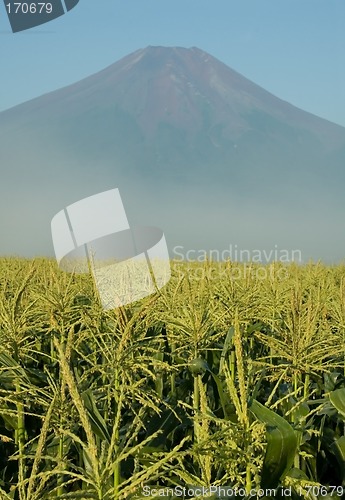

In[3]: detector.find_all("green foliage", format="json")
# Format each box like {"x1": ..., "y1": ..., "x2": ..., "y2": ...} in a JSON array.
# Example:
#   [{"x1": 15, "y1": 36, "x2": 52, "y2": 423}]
[
  {"x1": 0, "y1": 257, "x2": 344, "y2": 498},
  {"x1": 249, "y1": 399, "x2": 297, "y2": 488}
]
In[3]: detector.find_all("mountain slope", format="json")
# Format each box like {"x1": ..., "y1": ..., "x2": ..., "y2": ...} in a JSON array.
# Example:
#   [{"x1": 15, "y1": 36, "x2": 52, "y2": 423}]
[{"x1": 1, "y1": 46, "x2": 345, "y2": 259}]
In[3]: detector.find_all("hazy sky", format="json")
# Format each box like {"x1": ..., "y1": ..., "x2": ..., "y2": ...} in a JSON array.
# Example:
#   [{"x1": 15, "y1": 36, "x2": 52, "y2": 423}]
[
  {"x1": 1, "y1": 0, "x2": 345, "y2": 262},
  {"x1": 0, "y1": 0, "x2": 344, "y2": 126}
]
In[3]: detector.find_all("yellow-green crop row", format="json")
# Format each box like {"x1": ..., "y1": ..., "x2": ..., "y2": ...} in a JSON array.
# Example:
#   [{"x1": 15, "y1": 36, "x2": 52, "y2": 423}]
[{"x1": 0, "y1": 257, "x2": 345, "y2": 499}]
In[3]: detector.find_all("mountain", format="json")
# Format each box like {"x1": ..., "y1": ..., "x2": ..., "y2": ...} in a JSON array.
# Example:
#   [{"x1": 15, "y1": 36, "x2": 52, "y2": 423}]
[{"x1": 1, "y1": 46, "x2": 345, "y2": 260}]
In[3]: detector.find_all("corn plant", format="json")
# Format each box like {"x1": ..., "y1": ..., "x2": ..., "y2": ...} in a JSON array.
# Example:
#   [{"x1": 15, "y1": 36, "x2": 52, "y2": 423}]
[{"x1": 0, "y1": 257, "x2": 345, "y2": 498}]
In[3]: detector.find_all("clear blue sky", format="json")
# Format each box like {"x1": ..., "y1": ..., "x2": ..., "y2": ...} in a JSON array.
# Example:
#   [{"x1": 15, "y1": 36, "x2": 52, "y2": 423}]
[{"x1": 0, "y1": 0, "x2": 344, "y2": 126}]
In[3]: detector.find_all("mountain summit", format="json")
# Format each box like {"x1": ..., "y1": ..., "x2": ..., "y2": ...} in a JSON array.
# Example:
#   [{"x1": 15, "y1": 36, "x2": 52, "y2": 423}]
[
  {"x1": 1, "y1": 46, "x2": 345, "y2": 258},
  {"x1": 2, "y1": 45, "x2": 345, "y2": 178}
]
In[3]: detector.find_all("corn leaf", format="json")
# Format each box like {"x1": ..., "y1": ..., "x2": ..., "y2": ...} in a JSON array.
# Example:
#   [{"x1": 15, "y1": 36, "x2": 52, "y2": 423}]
[
  {"x1": 329, "y1": 388, "x2": 345, "y2": 419},
  {"x1": 249, "y1": 399, "x2": 298, "y2": 488}
]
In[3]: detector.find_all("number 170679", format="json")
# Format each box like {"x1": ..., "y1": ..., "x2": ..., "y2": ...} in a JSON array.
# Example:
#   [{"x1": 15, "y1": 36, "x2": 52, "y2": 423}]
[
  {"x1": 6, "y1": 3, "x2": 53, "y2": 14},
  {"x1": 298, "y1": 486, "x2": 344, "y2": 497}
]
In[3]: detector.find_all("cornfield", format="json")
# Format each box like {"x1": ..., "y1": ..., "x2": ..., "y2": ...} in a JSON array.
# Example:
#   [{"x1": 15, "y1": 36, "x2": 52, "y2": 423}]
[{"x1": 0, "y1": 257, "x2": 345, "y2": 499}]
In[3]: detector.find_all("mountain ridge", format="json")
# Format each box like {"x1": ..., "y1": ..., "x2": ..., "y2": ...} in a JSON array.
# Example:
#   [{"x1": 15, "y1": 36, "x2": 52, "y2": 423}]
[
  {"x1": 2, "y1": 46, "x2": 345, "y2": 146},
  {"x1": 1, "y1": 46, "x2": 345, "y2": 259}
]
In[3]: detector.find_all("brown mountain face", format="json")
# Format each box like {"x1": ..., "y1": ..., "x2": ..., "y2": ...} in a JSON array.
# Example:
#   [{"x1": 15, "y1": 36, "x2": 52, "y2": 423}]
[
  {"x1": 1, "y1": 46, "x2": 345, "y2": 257},
  {"x1": 1, "y1": 46, "x2": 345, "y2": 180},
  {"x1": 87, "y1": 45, "x2": 344, "y2": 146}
]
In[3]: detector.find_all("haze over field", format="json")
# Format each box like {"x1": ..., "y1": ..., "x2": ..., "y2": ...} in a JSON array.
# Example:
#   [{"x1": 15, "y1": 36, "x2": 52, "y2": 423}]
[{"x1": 1, "y1": 46, "x2": 345, "y2": 262}]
